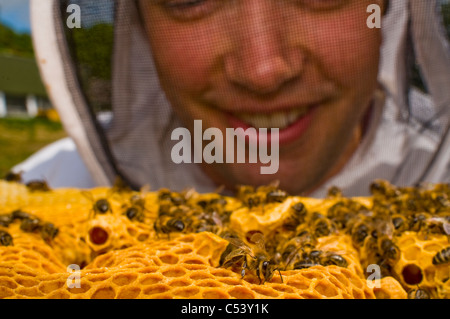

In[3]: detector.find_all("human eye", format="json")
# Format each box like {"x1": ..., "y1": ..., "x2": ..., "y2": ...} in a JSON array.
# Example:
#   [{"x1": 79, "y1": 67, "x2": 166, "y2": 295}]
[
  {"x1": 293, "y1": 0, "x2": 349, "y2": 11},
  {"x1": 158, "y1": 0, "x2": 219, "y2": 21}
]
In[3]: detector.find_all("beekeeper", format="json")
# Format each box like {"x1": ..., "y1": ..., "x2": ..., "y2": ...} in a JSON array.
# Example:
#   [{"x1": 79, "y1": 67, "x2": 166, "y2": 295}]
[{"x1": 12, "y1": 0, "x2": 450, "y2": 197}]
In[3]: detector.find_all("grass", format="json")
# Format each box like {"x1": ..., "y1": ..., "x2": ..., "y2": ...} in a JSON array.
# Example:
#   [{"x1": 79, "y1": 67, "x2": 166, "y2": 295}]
[{"x1": 0, "y1": 117, "x2": 67, "y2": 178}]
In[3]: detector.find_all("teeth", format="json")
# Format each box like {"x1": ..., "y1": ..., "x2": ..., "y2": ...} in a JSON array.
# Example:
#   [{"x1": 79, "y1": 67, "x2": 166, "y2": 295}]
[{"x1": 237, "y1": 108, "x2": 309, "y2": 129}]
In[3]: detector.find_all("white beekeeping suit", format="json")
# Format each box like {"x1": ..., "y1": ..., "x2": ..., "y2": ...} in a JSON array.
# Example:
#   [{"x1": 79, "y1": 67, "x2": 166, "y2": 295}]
[{"x1": 13, "y1": 0, "x2": 450, "y2": 197}]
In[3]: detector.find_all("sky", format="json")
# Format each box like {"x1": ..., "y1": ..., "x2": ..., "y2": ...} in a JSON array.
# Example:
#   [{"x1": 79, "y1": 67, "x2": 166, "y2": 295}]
[
  {"x1": 0, "y1": 0, "x2": 115, "y2": 33},
  {"x1": 0, "y1": 0, "x2": 31, "y2": 34}
]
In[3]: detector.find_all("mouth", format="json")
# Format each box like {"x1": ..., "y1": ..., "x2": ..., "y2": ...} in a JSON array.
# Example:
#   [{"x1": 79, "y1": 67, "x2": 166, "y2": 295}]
[
  {"x1": 234, "y1": 107, "x2": 311, "y2": 130},
  {"x1": 227, "y1": 104, "x2": 318, "y2": 145}
]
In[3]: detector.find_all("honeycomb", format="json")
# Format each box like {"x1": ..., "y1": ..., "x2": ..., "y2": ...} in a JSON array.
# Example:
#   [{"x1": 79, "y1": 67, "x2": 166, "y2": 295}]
[
  {"x1": 0, "y1": 232, "x2": 374, "y2": 299},
  {"x1": 372, "y1": 277, "x2": 408, "y2": 299},
  {"x1": 0, "y1": 180, "x2": 449, "y2": 299},
  {"x1": 393, "y1": 231, "x2": 449, "y2": 299}
]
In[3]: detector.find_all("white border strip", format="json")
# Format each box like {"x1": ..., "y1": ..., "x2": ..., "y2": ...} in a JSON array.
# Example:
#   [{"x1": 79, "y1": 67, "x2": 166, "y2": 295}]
[{"x1": 30, "y1": 0, "x2": 110, "y2": 186}]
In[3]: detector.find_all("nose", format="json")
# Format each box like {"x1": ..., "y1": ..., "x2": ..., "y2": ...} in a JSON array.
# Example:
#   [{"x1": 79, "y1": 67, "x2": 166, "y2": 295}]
[{"x1": 224, "y1": 4, "x2": 305, "y2": 95}]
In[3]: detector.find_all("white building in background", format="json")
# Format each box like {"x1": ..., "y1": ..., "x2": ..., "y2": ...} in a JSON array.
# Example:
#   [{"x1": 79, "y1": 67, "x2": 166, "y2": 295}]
[
  {"x1": 0, "y1": 91, "x2": 6, "y2": 117},
  {"x1": 0, "y1": 54, "x2": 52, "y2": 118}
]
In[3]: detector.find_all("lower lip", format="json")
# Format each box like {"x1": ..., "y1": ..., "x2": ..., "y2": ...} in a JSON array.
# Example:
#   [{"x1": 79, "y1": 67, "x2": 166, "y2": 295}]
[{"x1": 227, "y1": 105, "x2": 317, "y2": 146}]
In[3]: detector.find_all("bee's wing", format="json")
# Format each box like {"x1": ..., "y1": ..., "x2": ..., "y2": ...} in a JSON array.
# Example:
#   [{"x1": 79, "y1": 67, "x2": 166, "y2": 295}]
[
  {"x1": 221, "y1": 249, "x2": 247, "y2": 267},
  {"x1": 266, "y1": 180, "x2": 280, "y2": 188},
  {"x1": 224, "y1": 235, "x2": 254, "y2": 256},
  {"x1": 214, "y1": 185, "x2": 225, "y2": 194},
  {"x1": 250, "y1": 232, "x2": 266, "y2": 251},
  {"x1": 283, "y1": 245, "x2": 303, "y2": 267},
  {"x1": 374, "y1": 218, "x2": 394, "y2": 239},
  {"x1": 140, "y1": 184, "x2": 151, "y2": 195},
  {"x1": 210, "y1": 211, "x2": 223, "y2": 227},
  {"x1": 181, "y1": 187, "x2": 196, "y2": 201},
  {"x1": 321, "y1": 249, "x2": 349, "y2": 257},
  {"x1": 80, "y1": 191, "x2": 94, "y2": 203},
  {"x1": 443, "y1": 221, "x2": 450, "y2": 235}
]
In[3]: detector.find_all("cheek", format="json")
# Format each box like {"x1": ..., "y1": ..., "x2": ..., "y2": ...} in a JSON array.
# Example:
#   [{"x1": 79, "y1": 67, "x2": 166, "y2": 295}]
[
  {"x1": 300, "y1": 10, "x2": 381, "y2": 89},
  {"x1": 147, "y1": 24, "x2": 222, "y2": 94}
]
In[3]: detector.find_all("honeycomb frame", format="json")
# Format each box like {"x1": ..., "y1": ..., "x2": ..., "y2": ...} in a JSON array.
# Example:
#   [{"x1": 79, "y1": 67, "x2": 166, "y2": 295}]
[{"x1": 0, "y1": 180, "x2": 448, "y2": 299}]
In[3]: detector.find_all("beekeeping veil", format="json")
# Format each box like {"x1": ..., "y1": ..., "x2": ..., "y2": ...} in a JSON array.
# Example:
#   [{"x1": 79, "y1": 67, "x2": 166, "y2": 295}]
[{"x1": 29, "y1": 0, "x2": 450, "y2": 196}]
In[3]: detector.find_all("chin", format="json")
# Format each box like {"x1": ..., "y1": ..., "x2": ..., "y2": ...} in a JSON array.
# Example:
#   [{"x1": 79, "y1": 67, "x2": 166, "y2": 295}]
[{"x1": 221, "y1": 162, "x2": 309, "y2": 195}]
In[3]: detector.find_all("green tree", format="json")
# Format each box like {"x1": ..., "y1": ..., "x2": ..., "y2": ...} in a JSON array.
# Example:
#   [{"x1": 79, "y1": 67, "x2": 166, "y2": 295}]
[
  {"x1": 442, "y1": 2, "x2": 450, "y2": 37},
  {"x1": 0, "y1": 22, "x2": 33, "y2": 58},
  {"x1": 71, "y1": 23, "x2": 114, "y2": 80}
]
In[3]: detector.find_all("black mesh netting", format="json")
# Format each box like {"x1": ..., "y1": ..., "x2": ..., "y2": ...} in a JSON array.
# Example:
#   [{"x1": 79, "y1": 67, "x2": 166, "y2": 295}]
[{"x1": 50, "y1": 0, "x2": 450, "y2": 195}]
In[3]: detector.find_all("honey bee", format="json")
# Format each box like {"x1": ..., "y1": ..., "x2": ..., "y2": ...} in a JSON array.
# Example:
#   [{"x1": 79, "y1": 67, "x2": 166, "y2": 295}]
[
  {"x1": 390, "y1": 214, "x2": 409, "y2": 235},
  {"x1": 350, "y1": 221, "x2": 370, "y2": 247},
  {"x1": 39, "y1": 222, "x2": 59, "y2": 242},
  {"x1": 92, "y1": 198, "x2": 112, "y2": 217},
  {"x1": 236, "y1": 185, "x2": 262, "y2": 209},
  {"x1": 420, "y1": 190, "x2": 450, "y2": 213},
  {"x1": 309, "y1": 249, "x2": 348, "y2": 268},
  {"x1": 371, "y1": 198, "x2": 397, "y2": 217},
  {"x1": 265, "y1": 189, "x2": 288, "y2": 204},
  {"x1": 182, "y1": 206, "x2": 216, "y2": 234},
  {"x1": 3, "y1": 170, "x2": 23, "y2": 182},
  {"x1": 277, "y1": 239, "x2": 301, "y2": 267},
  {"x1": 10, "y1": 210, "x2": 43, "y2": 233},
  {"x1": 309, "y1": 212, "x2": 337, "y2": 238},
  {"x1": 295, "y1": 229, "x2": 317, "y2": 248},
  {"x1": 191, "y1": 208, "x2": 225, "y2": 234},
  {"x1": 418, "y1": 215, "x2": 450, "y2": 238},
  {"x1": 203, "y1": 196, "x2": 228, "y2": 213},
  {"x1": 260, "y1": 181, "x2": 288, "y2": 204},
  {"x1": 221, "y1": 233, "x2": 282, "y2": 284},
  {"x1": 11, "y1": 209, "x2": 32, "y2": 221},
  {"x1": 432, "y1": 247, "x2": 450, "y2": 265},
  {"x1": 81, "y1": 191, "x2": 112, "y2": 219},
  {"x1": 0, "y1": 214, "x2": 13, "y2": 227},
  {"x1": 408, "y1": 213, "x2": 432, "y2": 232},
  {"x1": 402, "y1": 197, "x2": 421, "y2": 213},
  {"x1": 189, "y1": 218, "x2": 218, "y2": 234},
  {"x1": 158, "y1": 188, "x2": 173, "y2": 201},
  {"x1": 372, "y1": 217, "x2": 399, "y2": 261},
  {"x1": 7, "y1": 208, "x2": 59, "y2": 242},
  {"x1": 292, "y1": 250, "x2": 319, "y2": 269},
  {"x1": 282, "y1": 202, "x2": 308, "y2": 232},
  {"x1": 153, "y1": 214, "x2": 186, "y2": 238},
  {"x1": 431, "y1": 183, "x2": 450, "y2": 194},
  {"x1": 408, "y1": 287, "x2": 431, "y2": 299},
  {"x1": 26, "y1": 180, "x2": 51, "y2": 192},
  {"x1": 123, "y1": 188, "x2": 149, "y2": 222},
  {"x1": 124, "y1": 206, "x2": 145, "y2": 222},
  {"x1": 111, "y1": 176, "x2": 134, "y2": 194},
  {"x1": 154, "y1": 197, "x2": 193, "y2": 238},
  {"x1": 436, "y1": 194, "x2": 450, "y2": 209},
  {"x1": 247, "y1": 196, "x2": 262, "y2": 209},
  {"x1": 293, "y1": 249, "x2": 348, "y2": 269},
  {"x1": 20, "y1": 215, "x2": 42, "y2": 233},
  {"x1": 327, "y1": 199, "x2": 364, "y2": 230},
  {"x1": 158, "y1": 188, "x2": 188, "y2": 207},
  {"x1": 360, "y1": 219, "x2": 399, "y2": 277},
  {"x1": 319, "y1": 251, "x2": 348, "y2": 267},
  {"x1": 378, "y1": 236, "x2": 400, "y2": 263},
  {"x1": 278, "y1": 230, "x2": 317, "y2": 269},
  {"x1": 130, "y1": 194, "x2": 145, "y2": 209},
  {"x1": 327, "y1": 186, "x2": 343, "y2": 198},
  {"x1": 370, "y1": 179, "x2": 400, "y2": 198},
  {"x1": 0, "y1": 230, "x2": 13, "y2": 246}
]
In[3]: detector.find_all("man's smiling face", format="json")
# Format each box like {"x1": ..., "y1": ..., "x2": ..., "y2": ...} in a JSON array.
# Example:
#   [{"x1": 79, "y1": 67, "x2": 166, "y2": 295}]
[{"x1": 139, "y1": 0, "x2": 383, "y2": 195}]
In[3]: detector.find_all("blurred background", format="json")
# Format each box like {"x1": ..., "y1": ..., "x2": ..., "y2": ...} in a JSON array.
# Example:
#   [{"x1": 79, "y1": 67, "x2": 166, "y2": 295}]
[
  {"x1": 0, "y1": 0, "x2": 66, "y2": 178},
  {"x1": 0, "y1": 0, "x2": 449, "y2": 179}
]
